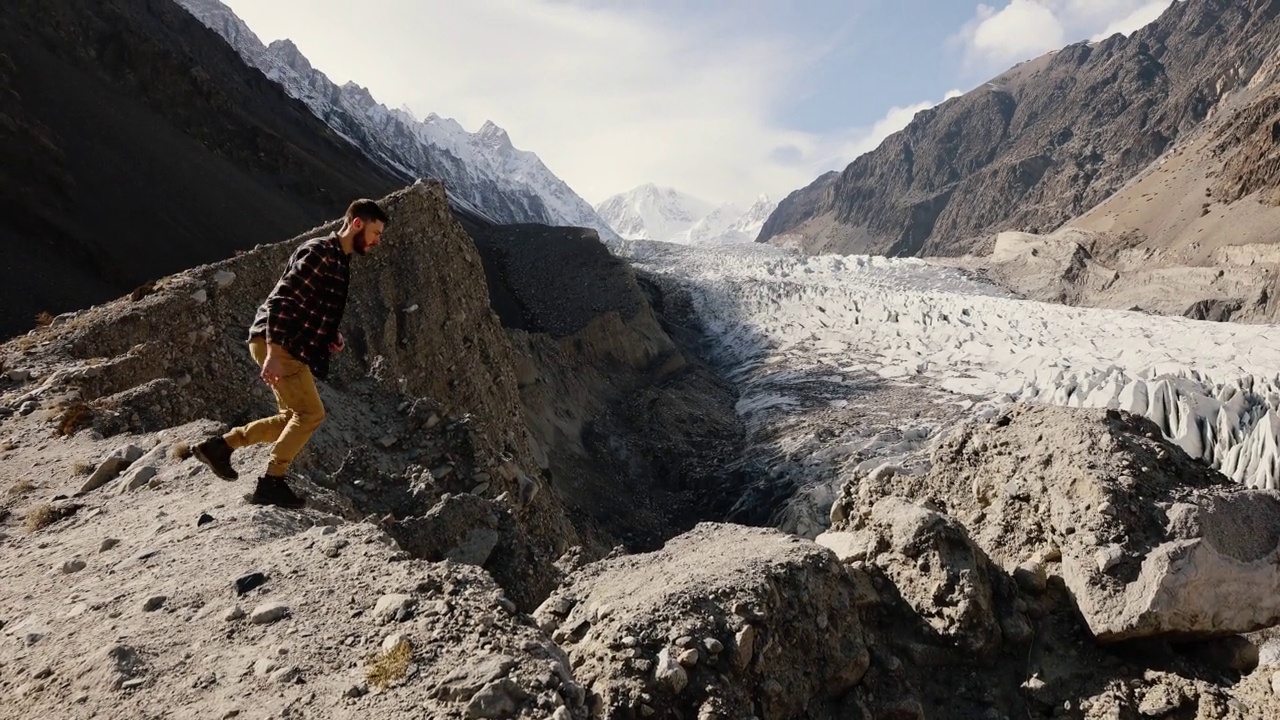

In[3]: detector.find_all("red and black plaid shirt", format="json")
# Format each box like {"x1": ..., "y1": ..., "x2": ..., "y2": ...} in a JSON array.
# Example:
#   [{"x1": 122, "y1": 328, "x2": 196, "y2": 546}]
[{"x1": 249, "y1": 233, "x2": 350, "y2": 379}]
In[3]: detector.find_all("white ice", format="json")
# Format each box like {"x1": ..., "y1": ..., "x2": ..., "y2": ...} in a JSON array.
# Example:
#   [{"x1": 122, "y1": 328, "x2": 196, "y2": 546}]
[{"x1": 616, "y1": 239, "x2": 1280, "y2": 493}]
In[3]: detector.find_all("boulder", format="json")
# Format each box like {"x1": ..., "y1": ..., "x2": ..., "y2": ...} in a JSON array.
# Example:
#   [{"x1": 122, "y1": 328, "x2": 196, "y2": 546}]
[{"x1": 534, "y1": 522, "x2": 868, "y2": 720}]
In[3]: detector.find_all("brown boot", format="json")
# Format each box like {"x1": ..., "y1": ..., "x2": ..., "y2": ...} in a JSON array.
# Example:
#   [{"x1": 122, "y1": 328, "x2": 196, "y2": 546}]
[{"x1": 193, "y1": 435, "x2": 238, "y2": 481}]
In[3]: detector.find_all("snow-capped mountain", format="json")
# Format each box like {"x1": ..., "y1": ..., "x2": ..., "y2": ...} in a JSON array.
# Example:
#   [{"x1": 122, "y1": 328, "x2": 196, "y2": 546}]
[
  {"x1": 595, "y1": 185, "x2": 777, "y2": 244},
  {"x1": 175, "y1": 0, "x2": 619, "y2": 241}
]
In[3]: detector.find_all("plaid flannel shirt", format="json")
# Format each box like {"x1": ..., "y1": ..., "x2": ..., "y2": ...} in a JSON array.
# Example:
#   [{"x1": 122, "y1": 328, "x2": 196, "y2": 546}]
[{"x1": 248, "y1": 233, "x2": 350, "y2": 379}]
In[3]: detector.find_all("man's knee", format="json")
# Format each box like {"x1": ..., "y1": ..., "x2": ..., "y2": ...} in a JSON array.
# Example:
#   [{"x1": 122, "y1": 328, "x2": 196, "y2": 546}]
[{"x1": 296, "y1": 405, "x2": 326, "y2": 430}]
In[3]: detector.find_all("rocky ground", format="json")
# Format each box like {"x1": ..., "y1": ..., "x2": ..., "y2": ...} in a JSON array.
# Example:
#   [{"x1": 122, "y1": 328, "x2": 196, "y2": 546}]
[{"x1": 4, "y1": 183, "x2": 1280, "y2": 719}]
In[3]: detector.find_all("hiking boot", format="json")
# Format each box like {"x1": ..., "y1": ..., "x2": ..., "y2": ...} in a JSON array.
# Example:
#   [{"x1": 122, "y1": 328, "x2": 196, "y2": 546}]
[
  {"x1": 193, "y1": 435, "x2": 238, "y2": 481},
  {"x1": 248, "y1": 474, "x2": 306, "y2": 510}
]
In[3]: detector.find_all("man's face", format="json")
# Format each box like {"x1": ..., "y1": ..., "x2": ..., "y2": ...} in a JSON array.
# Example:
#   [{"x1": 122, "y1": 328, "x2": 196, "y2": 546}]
[{"x1": 353, "y1": 219, "x2": 385, "y2": 255}]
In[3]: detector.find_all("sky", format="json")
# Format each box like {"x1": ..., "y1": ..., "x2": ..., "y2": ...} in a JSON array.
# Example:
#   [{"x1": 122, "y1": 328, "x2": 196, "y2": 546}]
[{"x1": 219, "y1": 0, "x2": 1176, "y2": 207}]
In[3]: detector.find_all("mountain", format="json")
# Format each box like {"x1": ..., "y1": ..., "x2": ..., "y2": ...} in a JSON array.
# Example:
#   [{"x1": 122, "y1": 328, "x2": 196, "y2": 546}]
[
  {"x1": 595, "y1": 184, "x2": 777, "y2": 244},
  {"x1": 758, "y1": 0, "x2": 1280, "y2": 262},
  {"x1": 0, "y1": 0, "x2": 404, "y2": 338},
  {"x1": 174, "y1": 0, "x2": 620, "y2": 242}
]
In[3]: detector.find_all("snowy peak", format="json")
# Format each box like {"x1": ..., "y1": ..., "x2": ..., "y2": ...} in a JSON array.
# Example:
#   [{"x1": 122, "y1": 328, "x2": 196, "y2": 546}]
[
  {"x1": 264, "y1": 38, "x2": 311, "y2": 74},
  {"x1": 594, "y1": 185, "x2": 717, "y2": 241},
  {"x1": 596, "y1": 186, "x2": 777, "y2": 244},
  {"x1": 173, "y1": 0, "x2": 619, "y2": 240},
  {"x1": 476, "y1": 120, "x2": 514, "y2": 151}
]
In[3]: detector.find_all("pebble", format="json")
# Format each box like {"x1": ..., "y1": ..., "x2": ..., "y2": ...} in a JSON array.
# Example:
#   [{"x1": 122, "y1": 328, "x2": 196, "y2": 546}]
[
  {"x1": 674, "y1": 635, "x2": 696, "y2": 649},
  {"x1": 373, "y1": 594, "x2": 415, "y2": 623},
  {"x1": 1271, "y1": 671, "x2": 1280, "y2": 697},
  {"x1": 253, "y1": 659, "x2": 278, "y2": 677},
  {"x1": 1014, "y1": 561, "x2": 1048, "y2": 594},
  {"x1": 191, "y1": 289, "x2": 208, "y2": 304},
  {"x1": 62, "y1": 558, "x2": 86, "y2": 574},
  {"x1": 1095, "y1": 545, "x2": 1125, "y2": 574},
  {"x1": 271, "y1": 666, "x2": 299, "y2": 684},
  {"x1": 733, "y1": 626, "x2": 755, "y2": 670},
  {"x1": 703, "y1": 638, "x2": 724, "y2": 654},
  {"x1": 654, "y1": 648, "x2": 688, "y2": 693},
  {"x1": 621, "y1": 636, "x2": 639, "y2": 648},
  {"x1": 249, "y1": 602, "x2": 290, "y2": 625},
  {"x1": 142, "y1": 596, "x2": 167, "y2": 612},
  {"x1": 213, "y1": 270, "x2": 237, "y2": 287},
  {"x1": 344, "y1": 683, "x2": 367, "y2": 698},
  {"x1": 7, "y1": 369, "x2": 31, "y2": 382},
  {"x1": 382, "y1": 633, "x2": 411, "y2": 653},
  {"x1": 224, "y1": 606, "x2": 246, "y2": 622},
  {"x1": 235, "y1": 572, "x2": 268, "y2": 596},
  {"x1": 677, "y1": 649, "x2": 699, "y2": 667},
  {"x1": 19, "y1": 401, "x2": 37, "y2": 416},
  {"x1": 100, "y1": 538, "x2": 120, "y2": 552}
]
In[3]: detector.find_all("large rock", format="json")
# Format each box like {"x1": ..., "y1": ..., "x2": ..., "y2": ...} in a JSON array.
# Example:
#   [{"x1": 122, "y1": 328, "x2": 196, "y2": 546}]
[
  {"x1": 836, "y1": 405, "x2": 1280, "y2": 643},
  {"x1": 820, "y1": 497, "x2": 1004, "y2": 661},
  {"x1": 533, "y1": 523, "x2": 868, "y2": 720}
]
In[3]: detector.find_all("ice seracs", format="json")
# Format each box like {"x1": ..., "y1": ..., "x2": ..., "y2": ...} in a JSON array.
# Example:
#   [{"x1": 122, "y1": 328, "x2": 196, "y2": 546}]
[{"x1": 619, "y1": 240, "x2": 1280, "y2": 492}]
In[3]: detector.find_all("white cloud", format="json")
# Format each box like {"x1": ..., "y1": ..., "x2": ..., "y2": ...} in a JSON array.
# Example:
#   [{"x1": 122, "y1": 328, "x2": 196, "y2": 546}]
[
  {"x1": 219, "y1": 0, "x2": 871, "y2": 207},
  {"x1": 954, "y1": 0, "x2": 1176, "y2": 75},
  {"x1": 1092, "y1": 1, "x2": 1175, "y2": 39}
]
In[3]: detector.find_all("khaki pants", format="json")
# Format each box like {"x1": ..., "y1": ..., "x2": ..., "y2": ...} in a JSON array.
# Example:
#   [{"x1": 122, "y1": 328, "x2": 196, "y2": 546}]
[{"x1": 223, "y1": 338, "x2": 325, "y2": 476}]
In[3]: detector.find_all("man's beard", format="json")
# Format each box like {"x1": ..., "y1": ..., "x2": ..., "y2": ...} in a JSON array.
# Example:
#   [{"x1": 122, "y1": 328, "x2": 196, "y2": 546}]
[{"x1": 353, "y1": 227, "x2": 370, "y2": 255}]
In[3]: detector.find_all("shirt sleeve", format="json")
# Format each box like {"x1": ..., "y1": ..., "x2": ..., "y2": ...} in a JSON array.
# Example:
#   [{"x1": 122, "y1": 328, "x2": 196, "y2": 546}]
[{"x1": 263, "y1": 244, "x2": 324, "y2": 346}]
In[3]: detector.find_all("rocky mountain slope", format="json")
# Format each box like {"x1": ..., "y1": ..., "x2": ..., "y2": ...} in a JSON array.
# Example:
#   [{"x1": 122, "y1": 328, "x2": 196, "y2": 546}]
[
  {"x1": 759, "y1": 0, "x2": 1280, "y2": 263},
  {"x1": 174, "y1": 0, "x2": 620, "y2": 242},
  {"x1": 595, "y1": 185, "x2": 776, "y2": 244},
  {"x1": 0, "y1": 0, "x2": 405, "y2": 338},
  {"x1": 950, "y1": 36, "x2": 1280, "y2": 323}
]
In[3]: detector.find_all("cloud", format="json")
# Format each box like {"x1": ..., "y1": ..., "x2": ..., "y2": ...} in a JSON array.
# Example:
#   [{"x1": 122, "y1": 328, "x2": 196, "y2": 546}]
[
  {"x1": 953, "y1": 0, "x2": 1175, "y2": 75},
  {"x1": 219, "y1": 0, "x2": 865, "y2": 207}
]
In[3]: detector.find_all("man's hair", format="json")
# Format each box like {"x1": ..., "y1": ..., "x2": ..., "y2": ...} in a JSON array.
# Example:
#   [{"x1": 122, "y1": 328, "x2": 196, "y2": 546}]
[{"x1": 345, "y1": 198, "x2": 389, "y2": 225}]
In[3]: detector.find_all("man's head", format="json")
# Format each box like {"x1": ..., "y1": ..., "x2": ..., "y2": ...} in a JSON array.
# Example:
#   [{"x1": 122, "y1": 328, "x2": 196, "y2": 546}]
[{"x1": 343, "y1": 199, "x2": 389, "y2": 255}]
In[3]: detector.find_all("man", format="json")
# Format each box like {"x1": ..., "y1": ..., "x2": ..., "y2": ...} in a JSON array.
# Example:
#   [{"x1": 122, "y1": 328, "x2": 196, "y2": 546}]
[{"x1": 192, "y1": 199, "x2": 388, "y2": 507}]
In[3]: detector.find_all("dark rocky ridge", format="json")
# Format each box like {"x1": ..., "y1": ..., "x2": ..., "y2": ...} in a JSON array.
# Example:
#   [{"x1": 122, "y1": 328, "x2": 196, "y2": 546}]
[
  {"x1": 0, "y1": 0, "x2": 404, "y2": 338},
  {"x1": 758, "y1": 0, "x2": 1280, "y2": 258}
]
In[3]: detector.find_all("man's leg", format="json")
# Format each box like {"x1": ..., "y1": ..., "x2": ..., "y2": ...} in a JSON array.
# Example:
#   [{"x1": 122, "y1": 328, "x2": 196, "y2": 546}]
[
  {"x1": 261, "y1": 357, "x2": 326, "y2": 477},
  {"x1": 194, "y1": 339, "x2": 298, "y2": 481},
  {"x1": 244, "y1": 349, "x2": 324, "y2": 509},
  {"x1": 223, "y1": 339, "x2": 295, "y2": 450}
]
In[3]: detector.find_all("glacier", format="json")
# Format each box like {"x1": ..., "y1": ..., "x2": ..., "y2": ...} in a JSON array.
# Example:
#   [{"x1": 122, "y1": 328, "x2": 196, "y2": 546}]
[{"x1": 616, "y1": 239, "x2": 1280, "y2": 533}]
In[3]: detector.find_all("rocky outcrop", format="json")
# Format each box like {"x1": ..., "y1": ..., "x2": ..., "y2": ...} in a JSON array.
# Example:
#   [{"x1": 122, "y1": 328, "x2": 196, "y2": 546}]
[
  {"x1": 534, "y1": 523, "x2": 871, "y2": 720},
  {"x1": 830, "y1": 405, "x2": 1280, "y2": 643},
  {"x1": 2, "y1": 180, "x2": 579, "y2": 610},
  {"x1": 759, "y1": 0, "x2": 1280, "y2": 258},
  {"x1": 0, "y1": 0, "x2": 403, "y2": 337}
]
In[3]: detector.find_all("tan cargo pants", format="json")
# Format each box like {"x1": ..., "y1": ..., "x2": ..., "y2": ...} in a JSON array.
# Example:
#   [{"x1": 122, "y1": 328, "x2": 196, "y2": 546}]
[{"x1": 223, "y1": 338, "x2": 325, "y2": 476}]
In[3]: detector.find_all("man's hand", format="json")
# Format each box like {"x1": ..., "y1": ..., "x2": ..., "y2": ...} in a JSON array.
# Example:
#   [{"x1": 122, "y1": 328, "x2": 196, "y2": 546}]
[
  {"x1": 329, "y1": 331, "x2": 345, "y2": 354},
  {"x1": 261, "y1": 346, "x2": 286, "y2": 386}
]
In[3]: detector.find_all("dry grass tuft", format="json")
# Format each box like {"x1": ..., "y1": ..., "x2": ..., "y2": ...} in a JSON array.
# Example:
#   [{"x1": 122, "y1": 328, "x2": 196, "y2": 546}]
[
  {"x1": 57, "y1": 403, "x2": 91, "y2": 436},
  {"x1": 8, "y1": 479, "x2": 34, "y2": 496},
  {"x1": 72, "y1": 461, "x2": 93, "y2": 476},
  {"x1": 365, "y1": 640, "x2": 413, "y2": 690},
  {"x1": 171, "y1": 442, "x2": 191, "y2": 460},
  {"x1": 34, "y1": 311, "x2": 54, "y2": 328},
  {"x1": 24, "y1": 504, "x2": 61, "y2": 532}
]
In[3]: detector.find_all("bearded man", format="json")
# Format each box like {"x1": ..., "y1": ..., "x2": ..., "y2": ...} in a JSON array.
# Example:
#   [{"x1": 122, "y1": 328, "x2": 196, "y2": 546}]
[{"x1": 192, "y1": 198, "x2": 388, "y2": 507}]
